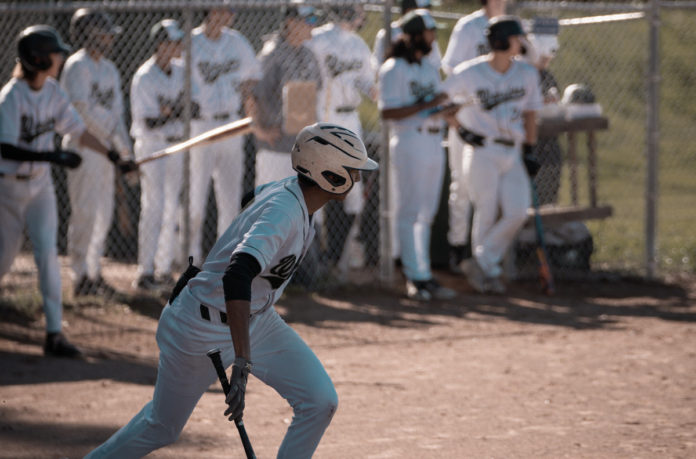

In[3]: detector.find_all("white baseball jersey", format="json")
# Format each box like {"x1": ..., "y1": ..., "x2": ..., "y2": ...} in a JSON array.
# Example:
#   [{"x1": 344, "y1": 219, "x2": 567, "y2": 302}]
[
  {"x1": 187, "y1": 176, "x2": 316, "y2": 315},
  {"x1": 442, "y1": 57, "x2": 543, "y2": 142},
  {"x1": 130, "y1": 57, "x2": 189, "y2": 141},
  {"x1": 372, "y1": 22, "x2": 442, "y2": 71},
  {"x1": 441, "y1": 9, "x2": 490, "y2": 75},
  {"x1": 191, "y1": 26, "x2": 261, "y2": 119},
  {"x1": 307, "y1": 23, "x2": 374, "y2": 123},
  {"x1": 378, "y1": 57, "x2": 443, "y2": 132},
  {"x1": 0, "y1": 77, "x2": 84, "y2": 175},
  {"x1": 60, "y1": 49, "x2": 129, "y2": 151}
]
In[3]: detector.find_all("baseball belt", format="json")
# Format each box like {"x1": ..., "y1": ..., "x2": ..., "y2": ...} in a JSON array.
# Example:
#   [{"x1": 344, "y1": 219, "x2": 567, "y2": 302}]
[
  {"x1": 457, "y1": 126, "x2": 515, "y2": 147},
  {"x1": 0, "y1": 171, "x2": 37, "y2": 181},
  {"x1": 417, "y1": 126, "x2": 444, "y2": 135},
  {"x1": 212, "y1": 112, "x2": 231, "y2": 121},
  {"x1": 335, "y1": 106, "x2": 356, "y2": 113}
]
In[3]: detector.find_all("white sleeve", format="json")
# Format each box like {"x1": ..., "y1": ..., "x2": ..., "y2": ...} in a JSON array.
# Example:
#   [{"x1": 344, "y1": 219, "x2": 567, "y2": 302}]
[
  {"x1": 377, "y1": 62, "x2": 404, "y2": 110},
  {"x1": 440, "y1": 69, "x2": 471, "y2": 101},
  {"x1": 238, "y1": 35, "x2": 262, "y2": 82},
  {"x1": 234, "y1": 204, "x2": 294, "y2": 271},
  {"x1": 53, "y1": 84, "x2": 86, "y2": 138},
  {"x1": 0, "y1": 88, "x2": 20, "y2": 145},
  {"x1": 371, "y1": 29, "x2": 387, "y2": 71},
  {"x1": 442, "y1": 19, "x2": 467, "y2": 76},
  {"x1": 356, "y1": 39, "x2": 376, "y2": 95},
  {"x1": 524, "y1": 68, "x2": 544, "y2": 112}
]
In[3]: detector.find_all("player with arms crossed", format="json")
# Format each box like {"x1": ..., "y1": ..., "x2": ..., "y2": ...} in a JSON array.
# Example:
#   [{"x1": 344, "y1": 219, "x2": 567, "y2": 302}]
[
  {"x1": 441, "y1": 16, "x2": 543, "y2": 293},
  {"x1": 189, "y1": 5, "x2": 261, "y2": 263},
  {"x1": 0, "y1": 26, "x2": 132, "y2": 357},
  {"x1": 441, "y1": 0, "x2": 506, "y2": 272},
  {"x1": 378, "y1": 9, "x2": 456, "y2": 302},
  {"x1": 85, "y1": 123, "x2": 378, "y2": 458}
]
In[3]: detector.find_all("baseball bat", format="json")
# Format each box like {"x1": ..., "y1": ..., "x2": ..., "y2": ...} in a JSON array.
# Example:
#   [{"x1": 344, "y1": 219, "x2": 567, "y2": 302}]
[
  {"x1": 531, "y1": 182, "x2": 555, "y2": 295},
  {"x1": 136, "y1": 117, "x2": 253, "y2": 166},
  {"x1": 207, "y1": 348, "x2": 256, "y2": 459}
]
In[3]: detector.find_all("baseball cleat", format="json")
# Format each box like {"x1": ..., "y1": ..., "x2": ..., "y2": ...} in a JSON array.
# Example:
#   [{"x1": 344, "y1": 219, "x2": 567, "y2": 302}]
[
  {"x1": 424, "y1": 279, "x2": 457, "y2": 300},
  {"x1": 44, "y1": 332, "x2": 82, "y2": 358},
  {"x1": 406, "y1": 280, "x2": 432, "y2": 301}
]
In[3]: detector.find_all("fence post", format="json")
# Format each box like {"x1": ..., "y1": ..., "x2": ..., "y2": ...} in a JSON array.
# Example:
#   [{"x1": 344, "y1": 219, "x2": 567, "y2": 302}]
[
  {"x1": 645, "y1": 0, "x2": 660, "y2": 277},
  {"x1": 379, "y1": 0, "x2": 394, "y2": 285},
  {"x1": 182, "y1": 5, "x2": 193, "y2": 268}
]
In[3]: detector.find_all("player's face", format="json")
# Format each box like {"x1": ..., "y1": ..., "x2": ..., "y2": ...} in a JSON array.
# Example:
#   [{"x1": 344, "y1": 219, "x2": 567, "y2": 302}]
[
  {"x1": 508, "y1": 35, "x2": 523, "y2": 55},
  {"x1": 209, "y1": 8, "x2": 234, "y2": 28},
  {"x1": 335, "y1": 169, "x2": 362, "y2": 201},
  {"x1": 90, "y1": 32, "x2": 114, "y2": 57},
  {"x1": 423, "y1": 29, "x2": 436, "y2": 46},
  {"x1": 47, "y1": 52, "x2": 65, "y2": 78},
  {"x1": 159, "y1": 40, "x2": 183, "y2": 60}
]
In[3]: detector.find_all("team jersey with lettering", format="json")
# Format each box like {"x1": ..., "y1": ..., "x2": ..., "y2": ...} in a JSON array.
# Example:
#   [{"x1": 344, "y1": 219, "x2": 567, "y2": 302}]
[
  {"x1": 372, "y1": 22, "x2": 442, "y2": 71},
  {"x1": 187, "y1": 176, "x2": 316, "y2": 314},
  {"x1": 378, "y1": 57, "x2": 442, "y2": 132},
  {"x1": 441, "y1": 57, "x2": 543, "y2": 142},
  {"x1": 191, "y1": 26, "x2": 261, "y2": 119},
  {"x1": 307, "y1": 23, "x2": 374, "y2": 119},
  {"x1": 0, "y1": 77, "x2": 84, "y2": 175},
  {"x1": 130, "y1": 57, "x2": 191, "y2": 141},
  {"x1": 60, "y1": 49, "x2": 126, "y2": 149},
  {"x1": 441, "y1": 9, "x2": 490, "y2": 75}
]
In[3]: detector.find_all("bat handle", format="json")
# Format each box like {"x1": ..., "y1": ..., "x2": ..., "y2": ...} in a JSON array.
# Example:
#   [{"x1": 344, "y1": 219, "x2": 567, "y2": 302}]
[{"x1": 207, "y1": 348, "x2": 257, "y2": 459}]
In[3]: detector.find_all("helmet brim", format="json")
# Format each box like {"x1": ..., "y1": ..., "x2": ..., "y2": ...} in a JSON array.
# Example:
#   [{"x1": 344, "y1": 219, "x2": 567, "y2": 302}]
[{"x1": 359, "y1": 158, "x2": 379, "y2": 171}]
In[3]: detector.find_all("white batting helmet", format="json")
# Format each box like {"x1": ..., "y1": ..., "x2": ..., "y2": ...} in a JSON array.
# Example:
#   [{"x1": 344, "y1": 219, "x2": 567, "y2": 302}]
[{"x1": 291, "y1": 123, "x2": 378, "y2": 194}]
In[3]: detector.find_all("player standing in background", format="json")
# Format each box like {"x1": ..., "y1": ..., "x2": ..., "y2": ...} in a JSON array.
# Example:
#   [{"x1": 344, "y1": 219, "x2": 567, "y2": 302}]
[
  {"x1": 372, "y1": 0, "x2": 442, "y2": 71},
  {"x1": 62, "y1": 8, "x2": 135, "y2": 296},
  {"x1": 441, "y1": 0, "x2": 506, "y2": 273},
  {"x1": 131, "y1": 19, "x2": 195, "y2": 290},
  {"x1": 441, "y1": 16, "x2": 543, "y2": 293},
  {"x1": 84, "y1": 123, "x2": 378, "y2": 459},
  {"x1": 0, "y1": 25, "x2": 131, "y2": 357},
  {"x1": 378, "y1": 9, "x2": 456, "y2": 302},
  {"x1": 249, "y1": 2, "x2": 323, "y2": 187},
  {"x1": 306, "y1": 3, "x2": 375, "y2": 269},
  {"x1": 189, "y1": 5, "x2": 261, "y2": 264}
]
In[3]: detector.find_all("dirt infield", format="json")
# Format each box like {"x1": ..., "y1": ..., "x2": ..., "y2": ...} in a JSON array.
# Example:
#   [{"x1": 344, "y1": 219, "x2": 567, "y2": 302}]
[{"x1": 1, "y1": 259, "x2": 695, "y2": 458}]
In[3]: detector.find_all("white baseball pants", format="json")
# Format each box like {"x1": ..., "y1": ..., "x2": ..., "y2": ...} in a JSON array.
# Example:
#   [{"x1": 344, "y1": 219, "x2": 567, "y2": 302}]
[
  {"x1": 464, "y1": 143, "x2": 531, "y2": 278},
  {"x1": 188, "y1": 120, "x2": 244, "y2": 263},
  {"x1": 446, "y1": 126, "x2": 472, "y2": 247},
  {"x1": 67, "y1": 148, "x2": 114, "y2": 280},
  {"x1": 390, "y1": 129, "x2": 445, "y2": 281},
  {"x1": 85, "y1": 287, "x2": 337, "y2": 459},
  {"x1": 134, "y1": 138, "x2": 183, "y2": 277},
  {"x1": 0, "y1": 171, "x2": 63, "y2": 332}
]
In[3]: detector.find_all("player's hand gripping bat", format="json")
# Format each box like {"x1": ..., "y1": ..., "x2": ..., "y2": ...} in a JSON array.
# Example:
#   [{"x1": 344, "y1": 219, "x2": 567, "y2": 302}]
[
  {"x1": 135, "y1": 117, "x2": 253, "y2": 166},
  {"x1": 207, "y1": 348, "x2": 256, "y2": 459},
  {"x1": 531, "y1": 182, "x2": 555, "y2": 295}
]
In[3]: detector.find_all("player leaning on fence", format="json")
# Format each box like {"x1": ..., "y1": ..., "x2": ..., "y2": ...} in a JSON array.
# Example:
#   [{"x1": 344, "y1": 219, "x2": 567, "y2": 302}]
[
  {"x1": 0, "y1": 25, "x2": 135, "y2": 358},
  {"x1": 84, "y1": 123, "x2": 378, "y2": 459}
]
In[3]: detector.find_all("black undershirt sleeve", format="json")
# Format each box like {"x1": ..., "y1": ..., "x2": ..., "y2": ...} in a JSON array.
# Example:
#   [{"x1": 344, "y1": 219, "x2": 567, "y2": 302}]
[
  {"x1": 0, "y1": 143, "x2": 46, "y2": 162},
  {"x1": 222, "y1": 252, "x2": 262, "y2": 301}
]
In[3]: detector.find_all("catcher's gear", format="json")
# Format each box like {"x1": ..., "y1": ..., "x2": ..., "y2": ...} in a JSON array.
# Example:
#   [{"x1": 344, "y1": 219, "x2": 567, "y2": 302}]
[
  {"x1": 486, "y1": 16, "x2": 525, "y2": 51},
  {"x1": 562, "y1": 83, "x2": 596, "y2": 104},
  {"x1": 47, "y1": 150, "x2": 82, "y2": 169},
  {"x1": 400, "y1": 9, "x2": 438, "y2": 36},
  {"x1": 70, "y1": 8, "x2": 121, "y2": 46},
  {"x1": 291, "y1": 122, "x2": 378, "y2": 195},
  {"x1": 17, "y1": 25, "x2": 70, "y2": 72},
  {"x1": 224, "y1": 357, "x2": 252, "y2": 421}
]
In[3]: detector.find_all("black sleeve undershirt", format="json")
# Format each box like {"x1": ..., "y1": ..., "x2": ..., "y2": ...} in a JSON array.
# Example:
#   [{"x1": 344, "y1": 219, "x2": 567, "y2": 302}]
[
  {"x1": 0, "y1": 143, "x2": 47, "y2": 162},
  {"x1": 222, "y1": 252, "x2": 262, "y2": 301}
]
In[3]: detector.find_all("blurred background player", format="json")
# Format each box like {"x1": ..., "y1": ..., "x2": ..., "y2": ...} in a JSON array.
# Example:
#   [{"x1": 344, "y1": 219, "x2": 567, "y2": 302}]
[
  {"x1": 0, "y1": 25, "x2": 127, "y2": 357},
  {"x1": 441, "y1": 0, "x2": 507, "y2": 272},
  {"x1": 441, "y1": 16, "x2": 543, "y2": 294},
  {"x1": 372, "y1": 0, "x2": 442, "y2": 71},
  {"x1": 378, "y1": 9, "x2": 456, "y2": 302},
  {"x1": 131, "y1": 19, "x2": 195, "y2": 289},
  {"x1": 307, "y1": 3, "x2": 375, "y2": 270},
  {"x1": 62, "y1": 8, "x2": 135, "y2": 296},
  {"x1": 189, "y1": 5, "x2": 261, "y2": 263},
  {"x1": 249, "y1": 2, "x2": 323, "y2": 187},
  {"x1": 84, "y1": 123, "x2": 378, "y2": 459}
]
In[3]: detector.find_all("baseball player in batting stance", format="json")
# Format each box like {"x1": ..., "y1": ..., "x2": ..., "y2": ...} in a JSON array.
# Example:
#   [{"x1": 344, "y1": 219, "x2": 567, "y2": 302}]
[
  {"x1": 378, "y1": 9, "x2": 456, "y2": 301},
  {"x1": 306, "y1": 4, "x2": 375, "y2": 268},
  {"x1": 130, "y1": 19, "x2": 199, "y2": 289},
  {"x1": 84, "y1": 123, "x2": 378, "y2": 458},
  {"x1": 188, "y1": 5, "x2": 261, "y2": 264},
  {"x1": 441, "y1": 16, "x2": 543, "y2": 293},
  {"x1": 441, "y1": 0, "x2": 506, "y2": 273},
  {"x1": 62, "y1": 8, "x2": 135, "y2": 296},
  {"x1": 0, "y1": 25, "x2": 134, "y2": 357}
]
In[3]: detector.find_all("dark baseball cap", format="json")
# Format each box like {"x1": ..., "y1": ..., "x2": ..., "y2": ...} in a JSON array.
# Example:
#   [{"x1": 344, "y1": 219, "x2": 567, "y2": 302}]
[
  {"x1": 284, "y1": 2, "x2": 321, "y2": 24},
  {"x1": 18, "y1": 25, "x2": 71, "y2": 55},
  {"x1": 401, "y1": 0, "x2": 434, "y2": 13},
  {"x1": 400, "y1": 9, "x2": 439, "y2": 35}
]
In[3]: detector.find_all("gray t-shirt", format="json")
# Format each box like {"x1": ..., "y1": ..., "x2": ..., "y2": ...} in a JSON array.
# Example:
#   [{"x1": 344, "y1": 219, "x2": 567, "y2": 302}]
[{"x1": 253, "y1": 37, "x2": 322, "y2": 153}]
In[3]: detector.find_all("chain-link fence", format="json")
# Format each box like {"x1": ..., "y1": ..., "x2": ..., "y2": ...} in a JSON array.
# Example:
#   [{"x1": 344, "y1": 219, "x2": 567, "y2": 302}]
[{"x1": 1, "y1": 0, "x2": 694, "y2": 306}]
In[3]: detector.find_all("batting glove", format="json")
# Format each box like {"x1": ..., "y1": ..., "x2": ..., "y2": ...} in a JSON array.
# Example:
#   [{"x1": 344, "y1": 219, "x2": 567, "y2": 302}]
[
  {"x1": 224, "y1": 357, "x2": 252, "y2": 421},
  {"x1": 523, "y1": 143, "x2": 541, "y2": 178},
  {"x1": 48, "y1": 150, "x2": 82, "y2": 169}
]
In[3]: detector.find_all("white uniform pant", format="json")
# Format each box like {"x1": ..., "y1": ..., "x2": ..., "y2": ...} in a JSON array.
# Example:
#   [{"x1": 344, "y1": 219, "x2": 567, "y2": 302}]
[
  {"x1": 189, "y1": 120, "x2": 244, "y2": 262},
  {"x1": 0, "y1": 172, "x2": 62, "y2": 332},
  {"x1": 67, "y1": 148, "x2": 114, "y2": 280},
  {"x1": 134, "y1": 138, "x2": 183, "y2": 277},
  {"x1": 85, "y1": 287, "x2": 337, "y2": 459},
  {"x1": 464, "y1": 143, "x2": 531, "y2": 278},
  {"x1": 446, "y1": 126, "x2": 472, "y2": 246},
  {"x1": 390, "y1": 130, "x2": 445, "y2": 281},
  {"x1": 255, "y1": 148, "x2": 294, "y2": 188}
]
